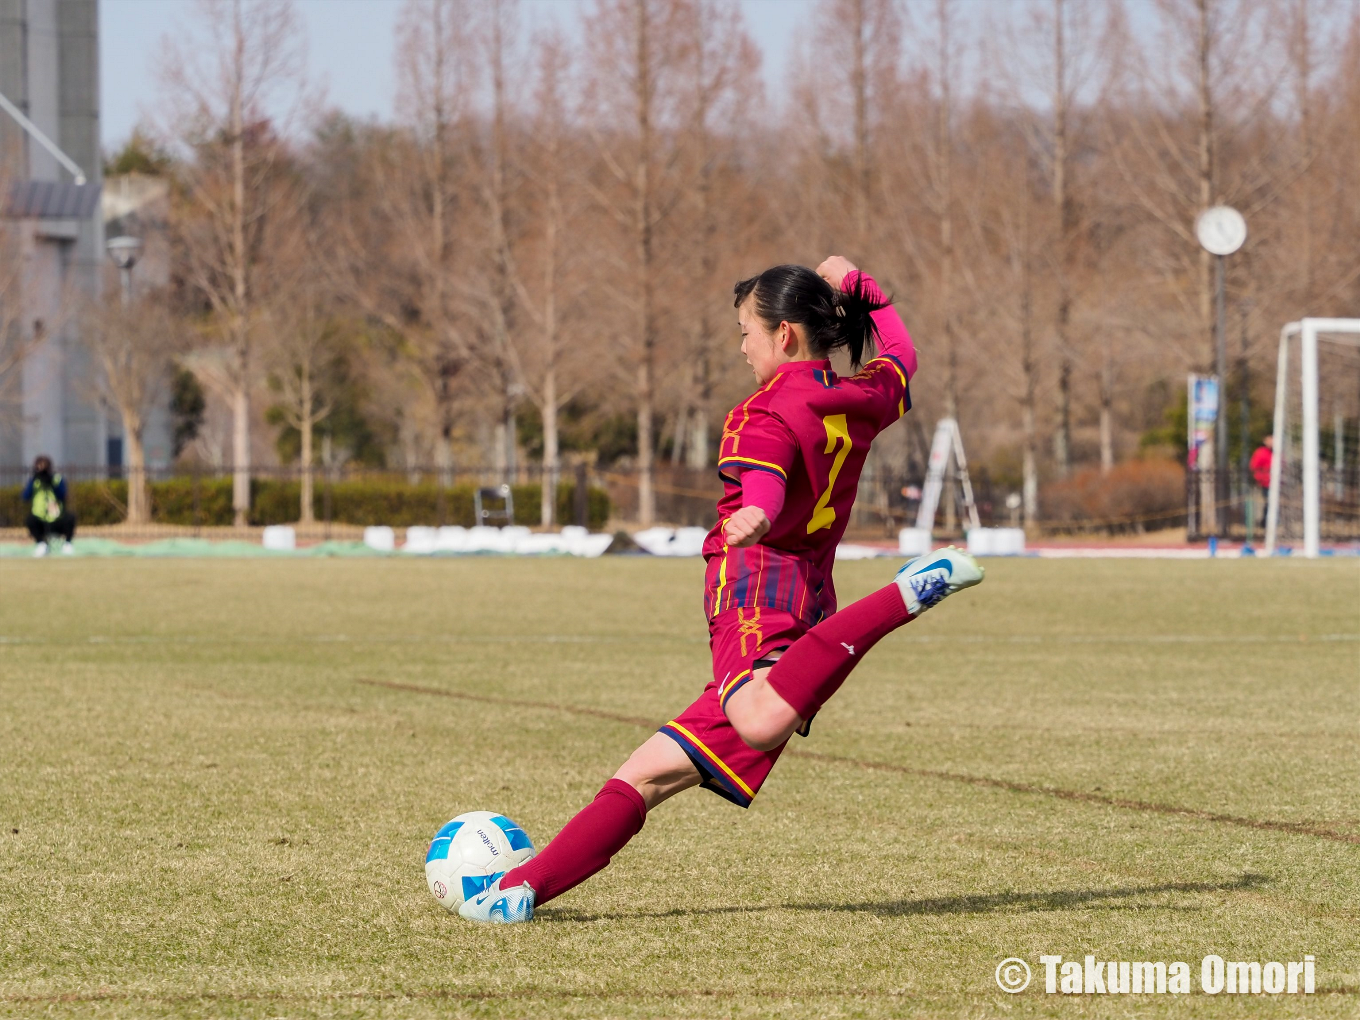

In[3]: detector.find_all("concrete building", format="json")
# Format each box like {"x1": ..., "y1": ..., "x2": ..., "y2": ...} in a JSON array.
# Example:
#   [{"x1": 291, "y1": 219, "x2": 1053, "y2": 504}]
[{"x1": 0, "y1": 0, "x2": 162, "y2": 479}]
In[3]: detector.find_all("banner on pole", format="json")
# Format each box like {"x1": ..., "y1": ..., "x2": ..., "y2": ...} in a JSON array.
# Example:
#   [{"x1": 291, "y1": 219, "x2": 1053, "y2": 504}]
[{"x1": 1187, "y1": 374, "x2": 1219, "y2": 470}]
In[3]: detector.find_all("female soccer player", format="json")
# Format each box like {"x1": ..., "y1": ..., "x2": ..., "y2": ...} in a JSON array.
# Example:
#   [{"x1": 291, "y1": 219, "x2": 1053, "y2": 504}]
[{"x1": 460, "y1": 256, "x2": 984, "y2": 923}]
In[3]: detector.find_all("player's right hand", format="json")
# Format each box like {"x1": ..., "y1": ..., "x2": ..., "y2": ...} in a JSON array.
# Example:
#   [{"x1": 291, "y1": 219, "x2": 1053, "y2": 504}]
[
  {"x1": 816, "y1": 255, "x2": 858, "y2": 291},
  {"x1": 724, "y1": 506, "x2": 771, "y2": 547}
]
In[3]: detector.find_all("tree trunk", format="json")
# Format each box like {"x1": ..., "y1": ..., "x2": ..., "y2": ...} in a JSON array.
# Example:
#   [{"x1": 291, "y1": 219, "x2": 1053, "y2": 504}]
[
  {"x1": 231, "y1": 376, "x2": 250, "y2": 528},
  {"x1": 1098, "y1": 341, "x2": 1114, "y2": 474},
  {"x1": 1099, "y1": 403, "x2": 1113, "y2": 473},
  {"x1": 936, "y1": 2, "x2": 957, "y2": 420},
  {"x1": 1055, "y1": 361, "x2": 1072, "y2": 473},
  {"x1": 1022, "y1": 401, "x2": 1038, "y2": 528},
  {"x1": 230, "y1": 3, "x2": 251, "y2": 529},
  {"x1": 637, "y1": 360, "x2": 655, "y2": 525},
  {"x1": 123, "y1": 413, "x2": 149, "y2": 525},
  {"x1": 541, "y1": 368, "x2": 558, "y2": 527},
  {"x1": 634, "y1": 0, "x2": 656, "y2": 527},
  {"x1": 670, "y1": 406, "x2": 686, "y2": 466},
  {"x1": 1293, "y1": 0, "x2": 1314, "y2": 303},
  {"x1": 1020, "y1": 262, "x2": 1039, "y2": 527},
  {"x1": 299, "y1": 371, "x2": 315, "y2": 524},
  {"x1": 687, "y1": 355, "x2": 708, "y2": 471},
  {"x1": 489, "y1": 7, "x2": 519, "y2": 493},
  {"x1": 402, "y1": 419, "x2": 420, "y2": 485},
  {"x1": 851, "y1": 0, "x2": 869, "y2": 249},
  {"x1": 687, "y1": 409, "x2": 708, "y2": 471},
  {"x1": 435, "y1": 428, "x2": 454, "y2": 489},
  {"x1": 502, "y1": 383, "x2": 517, "y2": 487},
  {"x1": 492, "y1": 419, "x2": 508, "y2": 482},
  {"x1": 1052, "y1": 0, "x2": 1073, "y2": 478}
]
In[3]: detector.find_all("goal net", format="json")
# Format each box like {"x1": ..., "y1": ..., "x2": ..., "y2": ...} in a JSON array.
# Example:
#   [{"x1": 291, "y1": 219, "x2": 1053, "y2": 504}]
[{"x1": 1265, "y1": 319, "x2": 1360, "y2": 556}]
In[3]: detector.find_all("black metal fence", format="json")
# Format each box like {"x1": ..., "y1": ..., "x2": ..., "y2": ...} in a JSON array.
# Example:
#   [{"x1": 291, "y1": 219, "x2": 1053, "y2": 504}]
[{"x1": 1186, "y1": 466, "x2": 1360, "y2": 543}]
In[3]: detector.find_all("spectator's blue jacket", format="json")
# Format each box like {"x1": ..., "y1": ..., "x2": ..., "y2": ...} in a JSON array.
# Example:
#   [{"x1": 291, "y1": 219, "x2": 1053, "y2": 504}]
[{"x1": 22, "y1": 475, "x2": 67, "y2": 503}]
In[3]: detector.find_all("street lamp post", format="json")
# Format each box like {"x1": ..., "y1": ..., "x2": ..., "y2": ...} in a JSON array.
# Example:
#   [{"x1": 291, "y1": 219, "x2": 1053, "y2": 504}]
[
  {"x1": 1195, "y1": 206, "x2": 1247, "y2": 537},
  {"x1": 105, "y1": 235, "x2": 143, "y2": 307}
]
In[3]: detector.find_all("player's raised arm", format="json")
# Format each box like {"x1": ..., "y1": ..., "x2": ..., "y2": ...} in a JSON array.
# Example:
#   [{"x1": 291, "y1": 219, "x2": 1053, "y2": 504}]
[{"x1": 816, "y1": 256, "x2": 917, "y2": 380}]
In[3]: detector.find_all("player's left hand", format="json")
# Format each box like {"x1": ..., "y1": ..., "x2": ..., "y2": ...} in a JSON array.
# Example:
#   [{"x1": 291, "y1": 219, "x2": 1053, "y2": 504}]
[
  {"x1": 816, "y1": 255, "x2": 858, "y2": 291},
  {"x1": 724, "y1": 506, "x2": 771, "y2": 547}
]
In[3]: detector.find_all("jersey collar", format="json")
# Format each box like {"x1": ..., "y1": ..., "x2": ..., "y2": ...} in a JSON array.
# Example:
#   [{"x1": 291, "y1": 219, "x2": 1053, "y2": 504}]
[{"x1": 773, "y1": 358, "x2": 833, "y2": 377}]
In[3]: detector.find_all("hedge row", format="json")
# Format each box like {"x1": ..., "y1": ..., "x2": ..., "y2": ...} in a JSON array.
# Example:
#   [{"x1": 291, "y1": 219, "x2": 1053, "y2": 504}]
[
  {"x1": 1041, "y1": 460, "x2": 1185, "y2": 530},
  {"x1": 0, "y1": 479, "x2": 610, "y2": 530}
]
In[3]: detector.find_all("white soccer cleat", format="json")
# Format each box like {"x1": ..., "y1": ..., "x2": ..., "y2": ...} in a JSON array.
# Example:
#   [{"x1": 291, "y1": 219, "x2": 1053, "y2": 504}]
[
  {"x1": 33, "y1": 542, "x2": 48, "y2": 558},
  {"x1": 61, "y1": 542, "x2": 74, "y2": 556},
  {"x1": 894, "y1": 545, "x2": 984, "y2": 617},
  {"x1": 457, "y1": 875, "x2": 536, "y2": 924}
]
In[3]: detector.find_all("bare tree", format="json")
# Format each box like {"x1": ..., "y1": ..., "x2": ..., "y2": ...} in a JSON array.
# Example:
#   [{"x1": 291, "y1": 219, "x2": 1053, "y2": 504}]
[
  {"x1": 264, "y1": 270, "x2": 335, "y2": 523},
  {"x1": 160, "y1": 0, "x2": 308, "y2": 526},
  {"x1": 84, "y1": 290, "x2": 181, "y2": 524},
  {"x1": 477, "y1": 0, "x2": 540, "y2": 486},
  {"x1": 671, "y1": 0, "x2": 760, "y2": 471},
  {"x1": 1001, "y1": 0, "x2": 1110, "y2": 474},
  {"x1": 925, "y1": 0, "x2": 963, "y2": 423},
  {"x1": 509, "y1": 30, "x2": 581, "y2": 525},
  {"x1": 1107, "y1": 0, "x2": 1282, "y2": 366},
  {"x1": 337, "y1": 0, "x2": 477, "y2": 486}
]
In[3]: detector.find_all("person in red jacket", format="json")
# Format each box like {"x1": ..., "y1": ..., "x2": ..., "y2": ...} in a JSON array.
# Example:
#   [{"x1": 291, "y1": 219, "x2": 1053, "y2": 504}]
[{"x1": 1250, "y1": 436, "x2": 1274, "y2": 526}]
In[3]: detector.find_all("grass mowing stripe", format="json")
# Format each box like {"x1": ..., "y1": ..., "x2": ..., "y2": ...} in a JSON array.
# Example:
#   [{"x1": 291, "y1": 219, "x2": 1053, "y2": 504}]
[
  {"x1": 357, "y1": 679, "x2": 1360, "y2": 845},
  {"x1": 1, "y1": 632, "x2": 1355, "y2": 645}
]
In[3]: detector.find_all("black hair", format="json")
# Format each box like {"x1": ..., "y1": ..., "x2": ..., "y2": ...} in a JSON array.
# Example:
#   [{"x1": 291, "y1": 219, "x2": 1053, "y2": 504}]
[
  {"x1": 733, "y1": 264, "x2": 888, "y2": 371},
  {"x1": 32, "y1": 455, "x2": 52, "y2": 479}
]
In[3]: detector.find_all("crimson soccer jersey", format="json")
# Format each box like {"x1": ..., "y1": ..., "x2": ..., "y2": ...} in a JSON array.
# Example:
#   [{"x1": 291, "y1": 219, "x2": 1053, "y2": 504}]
[{"x1": 703, "y1": 271, "x2": 914, "y2": 627}]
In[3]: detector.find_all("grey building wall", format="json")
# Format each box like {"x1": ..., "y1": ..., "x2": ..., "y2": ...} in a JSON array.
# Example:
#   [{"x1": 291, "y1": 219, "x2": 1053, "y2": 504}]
[{"x1": 0, "y1": 0, "x2": 124, "y2": 475}]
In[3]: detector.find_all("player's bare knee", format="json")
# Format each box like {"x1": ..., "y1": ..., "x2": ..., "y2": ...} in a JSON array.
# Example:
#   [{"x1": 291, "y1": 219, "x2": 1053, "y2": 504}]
[
  {"x1": 725, "y1": 690, "x2": 790, "y2": 751},
  {"x1": 741, "y1": 726, "x2": 786, "y2": 752}
]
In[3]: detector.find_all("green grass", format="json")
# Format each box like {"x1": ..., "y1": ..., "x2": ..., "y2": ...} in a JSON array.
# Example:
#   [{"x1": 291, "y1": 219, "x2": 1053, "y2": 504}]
[{"x1": 0, "y1": 557, "x2": 1356, "y2": 1018}]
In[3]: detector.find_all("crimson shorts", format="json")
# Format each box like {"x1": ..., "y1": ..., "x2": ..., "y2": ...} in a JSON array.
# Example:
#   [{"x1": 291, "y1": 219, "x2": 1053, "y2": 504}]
[{"x1": 658, "y1": 606, "x2": 808, "y2": 808}]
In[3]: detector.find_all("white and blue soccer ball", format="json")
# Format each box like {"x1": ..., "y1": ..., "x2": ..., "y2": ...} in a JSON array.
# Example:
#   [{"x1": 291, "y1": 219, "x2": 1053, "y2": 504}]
[{"x1": 425, "y1": 811, "x2": 536, "y2": 910}]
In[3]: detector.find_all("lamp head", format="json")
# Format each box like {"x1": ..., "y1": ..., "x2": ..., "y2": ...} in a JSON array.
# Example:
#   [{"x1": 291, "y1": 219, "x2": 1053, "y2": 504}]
[{"x1": 106, "y1": 235, "x2": 143, "y2": 270}]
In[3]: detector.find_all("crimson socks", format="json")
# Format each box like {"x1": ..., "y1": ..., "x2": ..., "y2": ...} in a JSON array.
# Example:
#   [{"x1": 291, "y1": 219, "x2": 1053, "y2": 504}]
[
  {"x1": 765, "y1": 583, "x2": 911, "y2": 720},
  {"x1": 501, "y1": 778, "x2": 646, "y2": 905}
]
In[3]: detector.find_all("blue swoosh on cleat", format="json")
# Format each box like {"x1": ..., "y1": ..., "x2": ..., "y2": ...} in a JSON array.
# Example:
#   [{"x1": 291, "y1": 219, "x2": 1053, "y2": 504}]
[{"x1": 909, "y1": 558, "x2": 953, "y2": 576}]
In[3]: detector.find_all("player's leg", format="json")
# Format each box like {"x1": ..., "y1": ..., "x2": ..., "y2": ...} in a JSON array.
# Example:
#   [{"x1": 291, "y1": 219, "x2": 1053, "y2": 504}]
[
  {"x1": 725, "y1": 547, "x2": 985, "y2": 751},
  {"x1": 614, "y1": 731, "x2": 705, "y2": 808},
  {"x1": 462, "y1": 609, "x2": 798, "y2": 924},
  {"x1": 498, "y1": 733, "x2": 700, "y2": 903},
  {"x1": 460, "y1": 734, "x2": 701, "y2": 922}
]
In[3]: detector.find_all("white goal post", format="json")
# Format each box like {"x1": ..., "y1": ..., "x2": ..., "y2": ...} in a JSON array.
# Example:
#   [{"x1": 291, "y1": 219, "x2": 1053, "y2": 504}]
[{"x1": 1265, "y1": 318, "x2": 1360, "y2": 558}]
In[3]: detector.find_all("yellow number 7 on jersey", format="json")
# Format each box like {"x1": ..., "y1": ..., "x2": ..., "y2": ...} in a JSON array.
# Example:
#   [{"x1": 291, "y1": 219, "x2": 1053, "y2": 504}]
[{"x1": 807, "y1": 414, "x2": 852, "y2": 534}]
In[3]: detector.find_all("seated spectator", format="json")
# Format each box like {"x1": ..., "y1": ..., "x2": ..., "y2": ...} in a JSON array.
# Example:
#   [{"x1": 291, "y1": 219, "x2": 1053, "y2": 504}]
[{"x1": 23, "y1": 456, "x2": 76, "y2": 557}]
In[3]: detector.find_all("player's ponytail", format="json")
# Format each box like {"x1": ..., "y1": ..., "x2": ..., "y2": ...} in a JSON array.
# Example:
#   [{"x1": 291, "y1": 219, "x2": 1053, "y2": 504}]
[{"x1": 733, "y1": 265, "x2": 888, "y2": 371}]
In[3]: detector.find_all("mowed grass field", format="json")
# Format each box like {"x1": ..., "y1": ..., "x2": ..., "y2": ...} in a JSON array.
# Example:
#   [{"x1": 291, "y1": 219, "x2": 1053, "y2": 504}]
[{"x1": 0, "y1": 556, "x2": 1357, "y2": 1019}]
